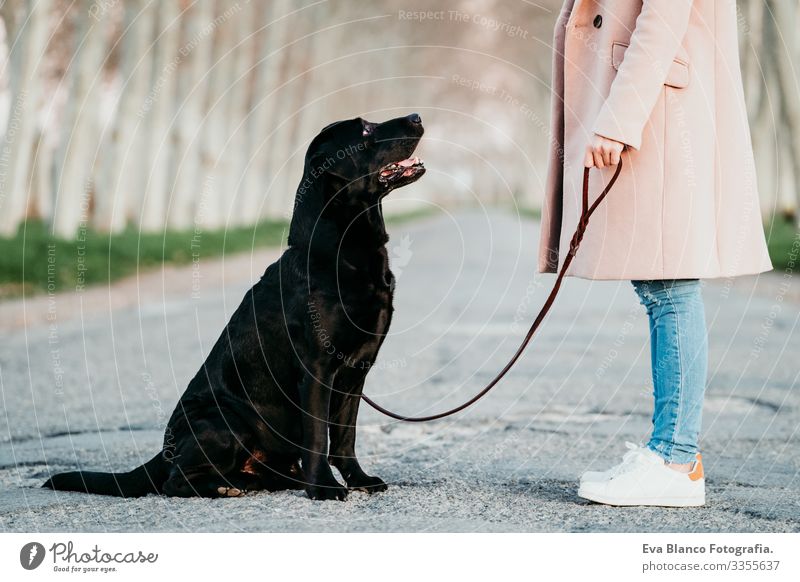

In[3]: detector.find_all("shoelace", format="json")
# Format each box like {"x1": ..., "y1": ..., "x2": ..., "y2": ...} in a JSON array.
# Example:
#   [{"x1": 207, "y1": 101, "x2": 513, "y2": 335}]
[{"x1": 605, "y1": 441, "x2": 658, "y2": 479}]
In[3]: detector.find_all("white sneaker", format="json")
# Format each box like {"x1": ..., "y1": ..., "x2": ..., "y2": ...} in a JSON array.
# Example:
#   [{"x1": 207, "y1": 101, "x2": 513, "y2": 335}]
[
  {"x1": 577, "y1": 443, "x2": 705, "y2": 507},
  {"x1": 580, "y1": 441, "x2": 646, "y2": 483}
]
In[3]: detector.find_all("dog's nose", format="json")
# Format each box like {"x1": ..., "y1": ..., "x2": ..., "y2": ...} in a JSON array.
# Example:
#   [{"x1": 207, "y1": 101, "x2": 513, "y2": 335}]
[{"x1": 408, "y1": 113, "x2": 422, "y2": 125}]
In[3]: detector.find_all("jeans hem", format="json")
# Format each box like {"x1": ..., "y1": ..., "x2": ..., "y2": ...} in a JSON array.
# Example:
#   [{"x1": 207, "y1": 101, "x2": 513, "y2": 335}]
[{"x1": 647, "y1": 442, "x2": 698, "y2": 465}]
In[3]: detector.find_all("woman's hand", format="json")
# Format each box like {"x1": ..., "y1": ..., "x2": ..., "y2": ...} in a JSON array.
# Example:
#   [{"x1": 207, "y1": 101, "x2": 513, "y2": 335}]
[{"x1": 584, "y1": 134, "x2": 625, "y2": 168}]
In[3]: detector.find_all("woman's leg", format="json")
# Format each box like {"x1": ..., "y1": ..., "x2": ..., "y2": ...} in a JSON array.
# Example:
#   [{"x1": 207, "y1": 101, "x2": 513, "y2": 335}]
[{"x1": 630, "y1": 279, "x2": 708, "y2": 465}]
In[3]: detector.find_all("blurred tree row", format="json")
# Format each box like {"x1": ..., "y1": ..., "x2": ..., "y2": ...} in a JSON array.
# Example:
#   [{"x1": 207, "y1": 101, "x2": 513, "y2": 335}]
[
  {"x1": 0, "y1": 0, "x2": 796, "y2": 239},
  {"x1": 0, "y1": 0, "x2": 326, "y2": 237},
  {"x1": 740, "y1": 0, "x2": 800, "y2": 225},
  {"x1": 0, "y1": 0, "x2": 555, "y2": 238}
]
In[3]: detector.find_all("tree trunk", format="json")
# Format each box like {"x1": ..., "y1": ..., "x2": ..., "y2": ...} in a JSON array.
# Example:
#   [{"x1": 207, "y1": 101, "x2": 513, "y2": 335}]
[
  {"x1": 0, "y1": 0, "x2": 52, "y2": 236},
  {"x1": 167, "y1": 0, "x2": 216, "y2": 230},
  {"x1": 241, "y1": 0, "x2": 292, "y2": 222},
  {"x1": 769, "y1": 0, "x2": 800, "y2": 224},
  {"x1": 95, "y1": 0, "x2": 157, "y2": 233},
  {"x1": 139, "y1": 0, "x2": 181, "y2": 232},
  {"x1": 52, "y1": 0, "x2": 109, "y2": 238},
  {"x1": 278, "y1": 16, "x2": 330, "y2": 220},
  {"x1": 747, "y1": 1, "x2": 780, "y2": 219},
  {"x1": 262, "y1": 5, "x2": 312, "y2": 220},
  {"x1": 195, "y1": 0, "x2": 239, "y2": 230},
  {"x1": 0, "y1": 0, "x2": 25, "y2": 118},
  {"x1": 223, "y1": 0, "x2": 258, "y2": 226}
]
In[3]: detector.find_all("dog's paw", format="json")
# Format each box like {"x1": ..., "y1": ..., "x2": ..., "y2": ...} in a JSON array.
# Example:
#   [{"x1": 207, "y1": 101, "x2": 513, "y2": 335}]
[
  {"x1": 306, "y1": 482, "x2": 348, "y2": 501},
  {"x1": 216, "y1": 486, "x2": 246, "y2": 498},
  {"x1": 348, "y1": 475, "x2": 388, "y2": 494}
]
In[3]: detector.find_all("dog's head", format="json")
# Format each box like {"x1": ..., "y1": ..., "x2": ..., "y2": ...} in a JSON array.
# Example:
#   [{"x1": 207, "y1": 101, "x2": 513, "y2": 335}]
[
  {"x1": 289, "y1": 114, "x2": 425, "y2": 250},
  {"x1": 304, "y1": 113, "x2": 425, "y2": 196}
]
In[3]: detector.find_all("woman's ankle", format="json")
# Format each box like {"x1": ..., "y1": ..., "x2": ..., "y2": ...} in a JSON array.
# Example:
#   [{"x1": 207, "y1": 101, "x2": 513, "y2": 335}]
[{"x1": 665, "y1": 461, "x2": 694, "y2": 473}]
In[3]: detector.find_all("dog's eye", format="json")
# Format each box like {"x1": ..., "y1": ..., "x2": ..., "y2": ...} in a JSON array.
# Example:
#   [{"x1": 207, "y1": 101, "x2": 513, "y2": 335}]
[{"x1": 361, "y1": 122, "x2": 375, "y2": 138}]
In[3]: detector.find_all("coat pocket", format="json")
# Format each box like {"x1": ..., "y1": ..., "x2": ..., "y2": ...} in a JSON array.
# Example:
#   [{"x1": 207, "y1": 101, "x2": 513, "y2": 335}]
[{"x1": 611, "y1": 41, "x2": 690, "y2": 89}]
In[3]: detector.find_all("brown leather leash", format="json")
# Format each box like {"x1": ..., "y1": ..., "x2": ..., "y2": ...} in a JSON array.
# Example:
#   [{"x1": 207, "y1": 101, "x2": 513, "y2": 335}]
[{"x1": 361, "y1": 161, "x2": 624, "y2": 422}]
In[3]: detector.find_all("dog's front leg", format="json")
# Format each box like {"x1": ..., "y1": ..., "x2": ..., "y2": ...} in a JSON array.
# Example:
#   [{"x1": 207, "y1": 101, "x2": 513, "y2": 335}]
[
  {"x1": 299, "y1": 373, "x2": 348, "y2": 501},
  {"x1": 328, "y1": 371, "x2": 387, "y2": 493}
]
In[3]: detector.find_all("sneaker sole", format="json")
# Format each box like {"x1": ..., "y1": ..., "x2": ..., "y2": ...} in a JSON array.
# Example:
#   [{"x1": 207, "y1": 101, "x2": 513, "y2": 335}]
[{"x1": 577, "y1": 487, "x2": 705, "y2": 507}]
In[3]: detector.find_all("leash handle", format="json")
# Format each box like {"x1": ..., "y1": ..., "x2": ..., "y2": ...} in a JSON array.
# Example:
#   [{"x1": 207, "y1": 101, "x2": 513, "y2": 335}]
[{"x1": 361, "y1": 160, "x2": 624, "y2": 422}]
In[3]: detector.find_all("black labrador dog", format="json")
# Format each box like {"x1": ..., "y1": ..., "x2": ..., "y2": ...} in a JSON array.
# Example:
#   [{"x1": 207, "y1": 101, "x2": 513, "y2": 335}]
[{"x1": 43, "y1": 113, "x2": 425, "y2": 501}]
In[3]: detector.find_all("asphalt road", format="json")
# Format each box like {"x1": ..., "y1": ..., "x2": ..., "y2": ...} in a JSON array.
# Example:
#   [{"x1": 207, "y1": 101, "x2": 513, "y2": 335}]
[{"x1": 1, "y1": 210, "x2": 798, "y2": 532}]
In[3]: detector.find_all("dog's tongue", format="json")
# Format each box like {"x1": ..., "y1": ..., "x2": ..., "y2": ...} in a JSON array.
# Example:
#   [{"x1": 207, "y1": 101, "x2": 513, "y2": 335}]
[
  {"x1": 397, "y1": 157, "x2": 418, "y2": 168},
  {"x1": 380, "y1": 157, "x2": 422, "y2": 177}
]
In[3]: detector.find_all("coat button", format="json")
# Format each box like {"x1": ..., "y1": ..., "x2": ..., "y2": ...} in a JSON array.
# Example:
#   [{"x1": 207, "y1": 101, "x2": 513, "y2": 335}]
[{"x1": 593, "y1": 14, "x2": 603, "y2": 28}]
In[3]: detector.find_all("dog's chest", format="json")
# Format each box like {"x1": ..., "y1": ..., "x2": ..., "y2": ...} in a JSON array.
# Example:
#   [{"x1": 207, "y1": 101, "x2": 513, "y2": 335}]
[
  {"x1": 337, "y1": 250, "x2": 393, "y2": 328},
  {"x1": 318, "y1": 273, "x2": 392, "y2": 358},
  {"x1": 340, "y1": 281, "x2": 393, "y2": 335},
  {"x1": 340, "y1": 287, "x2": 392, "y2": 367}
]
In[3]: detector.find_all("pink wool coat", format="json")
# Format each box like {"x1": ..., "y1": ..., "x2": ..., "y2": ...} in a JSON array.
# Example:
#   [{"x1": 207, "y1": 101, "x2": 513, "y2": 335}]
[{"x1": 538, "y1": 0, "x2": 774, "y2": 280}]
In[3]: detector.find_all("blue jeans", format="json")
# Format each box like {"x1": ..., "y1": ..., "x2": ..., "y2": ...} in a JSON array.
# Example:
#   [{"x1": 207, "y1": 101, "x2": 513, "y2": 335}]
[{"x1": 631, "y1": 279, "x2": 708, "y2": 464}]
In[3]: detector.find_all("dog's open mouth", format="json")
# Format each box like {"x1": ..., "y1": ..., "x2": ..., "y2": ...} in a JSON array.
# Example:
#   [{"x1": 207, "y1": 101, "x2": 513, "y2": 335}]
[{"x1": 378, "y1": 157, "x2": 425, "y2": 185}]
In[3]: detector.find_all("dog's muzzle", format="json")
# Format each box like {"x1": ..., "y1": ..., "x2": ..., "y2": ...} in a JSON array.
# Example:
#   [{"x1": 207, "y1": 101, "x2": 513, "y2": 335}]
[{"x1": 378, "y1": 157, "x2": 425, "y2": 185}]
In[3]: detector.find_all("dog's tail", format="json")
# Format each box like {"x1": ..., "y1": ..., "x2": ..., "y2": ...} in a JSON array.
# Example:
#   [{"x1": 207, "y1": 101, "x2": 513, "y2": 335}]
[{"x1": 42, "y1": 452, "x2": 170, "y2": 498}]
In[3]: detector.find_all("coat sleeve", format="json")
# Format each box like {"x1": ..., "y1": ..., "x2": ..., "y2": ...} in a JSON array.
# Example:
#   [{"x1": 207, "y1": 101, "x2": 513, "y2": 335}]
[{"x1": 591, "y1": 0, "x2": 694, "y2": 150}]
